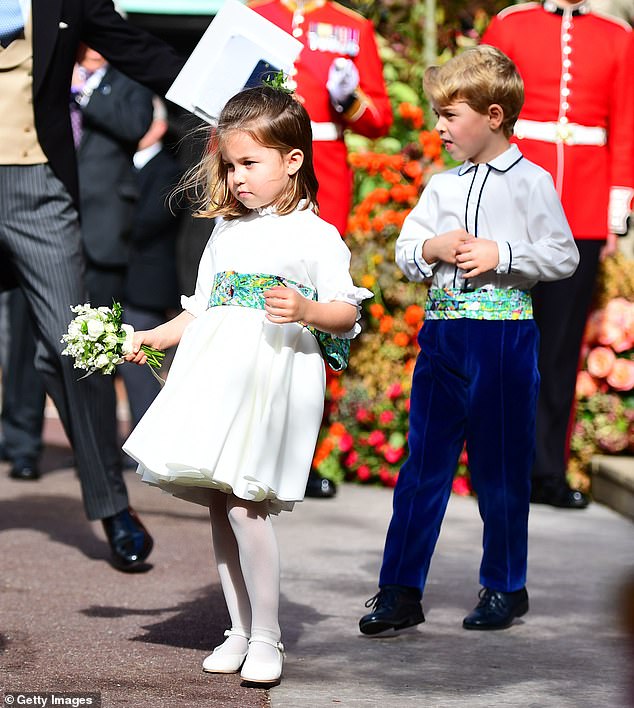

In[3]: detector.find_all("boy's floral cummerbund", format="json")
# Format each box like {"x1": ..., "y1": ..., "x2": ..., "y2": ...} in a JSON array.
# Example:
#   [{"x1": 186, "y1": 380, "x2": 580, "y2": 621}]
[{"x1": 425, "y1": 288, "x2": 533, "y2": 320}]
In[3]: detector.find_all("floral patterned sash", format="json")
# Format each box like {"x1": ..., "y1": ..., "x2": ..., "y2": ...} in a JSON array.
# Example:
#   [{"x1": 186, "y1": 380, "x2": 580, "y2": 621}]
[
  {"x1": 208, "y1": 271, "x2": 350, "y2": 371},
  {"x1": 426, "y1": 288, "x2": 533, "y2": 320}
]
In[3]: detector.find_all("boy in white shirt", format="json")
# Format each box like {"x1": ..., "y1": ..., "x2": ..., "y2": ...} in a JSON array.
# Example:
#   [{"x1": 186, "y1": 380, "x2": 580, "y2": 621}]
[{"x1": 360, "y1": 45, "x2": 579, "y2": 634}]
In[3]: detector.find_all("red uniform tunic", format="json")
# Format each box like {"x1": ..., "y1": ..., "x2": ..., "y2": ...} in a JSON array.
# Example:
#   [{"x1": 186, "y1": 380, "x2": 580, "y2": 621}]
[
  {"x1": 483, "y1": 1, "x2": 634, "y2": 239},
  {"x1": 249, "y1": 0, "x2": 392, "y2": 234}
]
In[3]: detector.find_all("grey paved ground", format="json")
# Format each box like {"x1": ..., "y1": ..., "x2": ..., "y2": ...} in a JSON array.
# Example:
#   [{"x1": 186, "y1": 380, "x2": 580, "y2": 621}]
[{"x1": 1, "y1": 439, "x2": 633, "y2": 708}]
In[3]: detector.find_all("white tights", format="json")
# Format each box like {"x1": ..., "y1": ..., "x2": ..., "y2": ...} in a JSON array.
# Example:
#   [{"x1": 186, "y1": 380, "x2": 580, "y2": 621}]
[{"x1": 209, "y1": 490, "x2": 281, "y2": 664}]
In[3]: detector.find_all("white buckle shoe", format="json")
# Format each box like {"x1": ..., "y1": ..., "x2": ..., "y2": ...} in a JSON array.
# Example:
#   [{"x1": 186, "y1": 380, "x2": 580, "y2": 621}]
[
  {"x1": 240, "y1": 636, "x2": 285, "y2": 684},
  {"x1": 202, "y1": 628, "x2": 250, "y2": 674}
]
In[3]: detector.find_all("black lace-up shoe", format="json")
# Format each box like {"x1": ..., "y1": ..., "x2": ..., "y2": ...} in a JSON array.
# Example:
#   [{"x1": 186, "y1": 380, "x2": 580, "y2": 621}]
[
  {"x1": 463, "y1": 587, "x2": 529, "y2": 630},
  {"x1": 305, "y1": 471, "x2": 337, "y2": 498},
  {"x1": 102, "y1": 507, "x2": 153, "y2": 572},
  {"x1": 9, "y1": 458, "x2": 41, "y2": 481},
  {"x1": 530, "y1": 480, "x2": 589, "y2": 509},
  {"x1": 359, "y1": 585, "x2": 425, "y2": 635}
]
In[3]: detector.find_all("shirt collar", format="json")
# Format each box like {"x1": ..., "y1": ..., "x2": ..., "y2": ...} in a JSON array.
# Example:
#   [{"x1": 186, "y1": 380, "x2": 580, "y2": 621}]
[
  {"x1": 458, "y1": 144, "x2": 524, "y2": 176},
  {"x1": 542, "y1": 0, "x2": 591, "y2": 16}
]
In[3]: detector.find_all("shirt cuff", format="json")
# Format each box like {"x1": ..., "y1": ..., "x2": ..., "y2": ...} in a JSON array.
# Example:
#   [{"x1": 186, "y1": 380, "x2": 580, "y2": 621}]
[
  {"x1": 495, "y1": 241, "x2": 512, "y2": 274},
  {"x1": 412, "y1": 241, "x2": 434, "y2": 278},
  {"x1": 609, "y1": 186, "x2": 634, "y2": 235}
]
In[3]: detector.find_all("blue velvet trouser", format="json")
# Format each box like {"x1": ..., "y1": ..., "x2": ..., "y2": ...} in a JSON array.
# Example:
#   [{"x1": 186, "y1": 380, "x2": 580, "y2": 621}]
[{"x1": 379, "y1": 318, "x2": 540, "y2": 594}]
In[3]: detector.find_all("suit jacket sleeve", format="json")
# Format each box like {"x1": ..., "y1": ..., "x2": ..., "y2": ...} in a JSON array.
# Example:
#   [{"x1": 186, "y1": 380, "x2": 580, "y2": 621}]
[{"x1": 79, "y1": 0, "x2": 185, "y2": 95}]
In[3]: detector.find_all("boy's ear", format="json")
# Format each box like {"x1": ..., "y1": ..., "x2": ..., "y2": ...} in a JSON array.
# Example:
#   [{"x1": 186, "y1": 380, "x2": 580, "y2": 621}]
[
  {"x1": 286, "y1": 148, "x2": 304, "y2": 176},
  {"x1": 488, "y1": 104, "x2": 504, "y2": 130}
]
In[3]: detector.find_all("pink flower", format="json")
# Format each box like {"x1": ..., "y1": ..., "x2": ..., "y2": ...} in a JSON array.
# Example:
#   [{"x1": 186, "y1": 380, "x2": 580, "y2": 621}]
[
  {"x1": 344, "y1": 450, "x2": 359, "y2": 468},
  {"x1": 452, "y1": 476, "x2": 472, "y2": 496},
  {"x1": 379, "y1": 466, "x2": 398, "y2": 487},
  {"x1": 355, "y1": 407, "x2": 371, "y2": 423},
  {"x1": 386, "y1": 383, "x2": 403, "y2": 400},
  {"x1": 586, "y1": 346, "x2": 616, "y2": 379},
  {"x1": 597, "y1": 321, "x2": 622, "y2": 347},
  {"x1": 611, "y1": 334, "x2": 633, "y2": 353},
  {"x1": 584, "y1": 310, "x2": 603, "y2": 346},
  {"x1": 404, "y1": 398, "x2": 411, "y2": 412},
  {"x1": 383, "y1": 445, "x2": 405, "y2": 464},
  {"x1": 357, "y1": 465, "x2": 372, "y2": 481},
  {"x1": 378, "y1": 410, "x2": 395, "y2": 425},
  {"x1": 338, "y1": 433, "x2": 354, "y2": 453},
  {"x1": 606, "y1": 358, "x2": 634, "y2": 392},
  {"x1": 576, "y1": 370, "x2": 599, "y2": 398},
  {"x1": 368, "y1": 430, "x2": 387, "y2": 447}
]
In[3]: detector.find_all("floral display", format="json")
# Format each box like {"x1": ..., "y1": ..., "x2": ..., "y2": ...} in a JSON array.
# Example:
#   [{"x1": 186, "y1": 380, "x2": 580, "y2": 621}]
[
  {"x1": 61, "y1": 301, "x2": 164, "y2": 377},
  {"x1": 569, "y1": 263, "x2": 634, "y2": 490}
]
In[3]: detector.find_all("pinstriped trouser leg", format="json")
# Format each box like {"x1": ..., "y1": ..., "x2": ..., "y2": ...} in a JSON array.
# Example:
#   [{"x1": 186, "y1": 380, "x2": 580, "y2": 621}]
[{"x1": 0, "y1": 164, "x2": 127, "y2": 520}]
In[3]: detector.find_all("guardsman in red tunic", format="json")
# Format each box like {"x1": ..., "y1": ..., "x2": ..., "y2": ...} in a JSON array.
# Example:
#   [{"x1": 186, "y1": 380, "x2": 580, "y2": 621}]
[
  {"x1": 249, "y1": 0, "x2": 392, "y2": 236},
  {"x1": 250, "y1": 0, "x2": 392, "y2": 498},
  {"x1": 483, "y1": 1, "x2": 634, "y2": 508}
]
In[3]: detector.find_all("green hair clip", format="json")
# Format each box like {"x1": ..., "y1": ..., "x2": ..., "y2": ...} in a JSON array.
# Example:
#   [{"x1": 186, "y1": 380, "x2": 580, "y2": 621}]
[{"x1": 262, "y1": 69, "x2": 294, "y2": 94}]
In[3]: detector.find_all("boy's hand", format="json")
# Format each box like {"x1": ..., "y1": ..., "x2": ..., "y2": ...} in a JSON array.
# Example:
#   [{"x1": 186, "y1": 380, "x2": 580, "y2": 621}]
[
  {"x1": 423, "y1": 229, "x2": 471, "y2": 264},
  {"x1": 263, "y1": 286, "x2": 308, "y2": 324},
  {"x1": 456, "y1": 238, "x2": 499, "y2": 278}
]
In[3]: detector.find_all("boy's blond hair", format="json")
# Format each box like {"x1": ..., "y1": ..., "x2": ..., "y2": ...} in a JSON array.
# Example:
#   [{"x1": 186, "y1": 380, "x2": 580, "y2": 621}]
[{"x1": 423, "y1": 45, "x2": 524, "y2": 138}]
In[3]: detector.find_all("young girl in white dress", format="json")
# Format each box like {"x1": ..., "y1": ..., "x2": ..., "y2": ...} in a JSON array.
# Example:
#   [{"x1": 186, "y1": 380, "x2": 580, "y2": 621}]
[{"x1": 122, "y1": 85, "x2": 371, "y2": 685}]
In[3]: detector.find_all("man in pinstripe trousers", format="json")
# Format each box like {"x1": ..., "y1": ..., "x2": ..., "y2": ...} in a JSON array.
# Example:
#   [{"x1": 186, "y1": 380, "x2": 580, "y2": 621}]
[{"x1": 0, "y1": 0, "x2": 184, "y2": 571}]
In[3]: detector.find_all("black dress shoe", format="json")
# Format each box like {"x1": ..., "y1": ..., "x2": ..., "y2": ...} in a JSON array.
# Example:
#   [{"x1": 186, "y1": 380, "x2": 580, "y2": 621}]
[
  {"x1": 463, "y1": 587, "x2": 529, "y2": 630},
  {"x1": 531, "y1": 480, "x2": 589, "y2": 509},
  {"x1": 305, "y1": 471, "x2": 337, "y2": 498},
  {"x1": 9, "y1": 458, "x2": 41, "y2": 481},
  {"x1": 102, "y1": 507, "x2": 153, "y2": 572},
  {"x1": 359, "y1": 585, "x2": 425, "y2": 635}
]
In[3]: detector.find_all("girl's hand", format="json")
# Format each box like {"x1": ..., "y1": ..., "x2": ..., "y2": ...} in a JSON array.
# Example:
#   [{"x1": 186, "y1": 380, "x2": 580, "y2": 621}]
[
  {"x1": 263, "y1": 286, "x2": 308, "y2": 324},
  {"x1": 456, "y1": 237, "x2": 499, "y2": 278},
  {"x1": 124, "y1": 331, "x2": 157, "y2": 366}
]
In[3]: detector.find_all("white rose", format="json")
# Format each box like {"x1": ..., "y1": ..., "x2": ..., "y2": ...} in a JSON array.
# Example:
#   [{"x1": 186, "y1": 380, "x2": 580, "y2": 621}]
[
  {"x1": 103, "y1": 333, "x2": 118, "y2": 349},
  {"x1": 95, "y1": 353, "x2": 110, "y2": 369},
  {"x1": 87, "y1": 318, "x2": 105, "y2": 339},
  {"x1": 68, "y1": 321, "x2": 82, "y2": 339},
  {"x1": 121, "y1": 324, "x2": 135, "y2": 355}
]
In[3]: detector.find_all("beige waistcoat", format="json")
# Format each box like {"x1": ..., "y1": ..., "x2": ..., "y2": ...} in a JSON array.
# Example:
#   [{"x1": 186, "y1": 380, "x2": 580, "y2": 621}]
[{"x1": 0, "y1": 14, "x2": 47, "y2": 164}]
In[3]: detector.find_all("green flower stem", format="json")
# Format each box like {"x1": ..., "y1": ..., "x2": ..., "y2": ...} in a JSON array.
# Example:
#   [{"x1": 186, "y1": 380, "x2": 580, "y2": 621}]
[{"x1": 141, "y1": 345, "x2": 165, "y2": 370}]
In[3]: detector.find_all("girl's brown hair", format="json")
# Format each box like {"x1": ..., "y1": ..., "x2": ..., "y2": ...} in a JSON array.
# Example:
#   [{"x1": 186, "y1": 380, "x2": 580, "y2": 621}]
[{"x1": 179, "y1": 85, "x2": 319, "y2": 220}]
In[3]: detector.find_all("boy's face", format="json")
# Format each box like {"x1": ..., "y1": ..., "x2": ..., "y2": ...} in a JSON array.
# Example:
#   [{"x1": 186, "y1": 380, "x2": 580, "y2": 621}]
[{"x1": 432, "y1": 101, "x2": 504, "y2": 164}]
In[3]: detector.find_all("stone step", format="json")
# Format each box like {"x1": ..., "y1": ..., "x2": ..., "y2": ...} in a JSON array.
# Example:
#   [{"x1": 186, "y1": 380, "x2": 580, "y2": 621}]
[{"x1": 591, "y1": 454, "x2": 634, "y2": 521}]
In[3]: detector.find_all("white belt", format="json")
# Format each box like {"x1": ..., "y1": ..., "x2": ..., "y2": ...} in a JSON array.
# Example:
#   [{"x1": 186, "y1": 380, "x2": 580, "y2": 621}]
[
  {"x1": 311, "y1": 121, "x2": 342, "y2": 142},
  {"x1": 514, "y1": 119, "x2": 606, "y2": 146}
]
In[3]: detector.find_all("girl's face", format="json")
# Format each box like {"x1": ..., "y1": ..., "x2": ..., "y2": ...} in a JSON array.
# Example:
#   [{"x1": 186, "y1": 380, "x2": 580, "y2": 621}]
[
  {"x1": 221, "y1": 130, "x2": 303, "y2": 210},
  {"x1": 433, "y1": 100, "x2": 504, "y2": 164}
]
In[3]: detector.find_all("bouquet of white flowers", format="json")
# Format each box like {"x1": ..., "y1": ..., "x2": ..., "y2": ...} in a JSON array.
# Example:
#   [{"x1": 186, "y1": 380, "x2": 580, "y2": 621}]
[{"x1": 61, "y1": 301, "x2": 164, "y2": 377}]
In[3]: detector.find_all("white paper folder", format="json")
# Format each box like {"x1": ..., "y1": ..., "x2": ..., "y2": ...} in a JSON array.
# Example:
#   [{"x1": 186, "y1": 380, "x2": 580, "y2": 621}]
[{"x1": 166, "y1": 0, "x2": 303, "y2": 123}]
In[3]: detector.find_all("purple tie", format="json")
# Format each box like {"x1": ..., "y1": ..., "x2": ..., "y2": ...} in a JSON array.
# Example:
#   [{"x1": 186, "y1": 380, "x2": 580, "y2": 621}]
[{"x1": 70, "y1": 67, "x2": 93, "y2": 147}]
